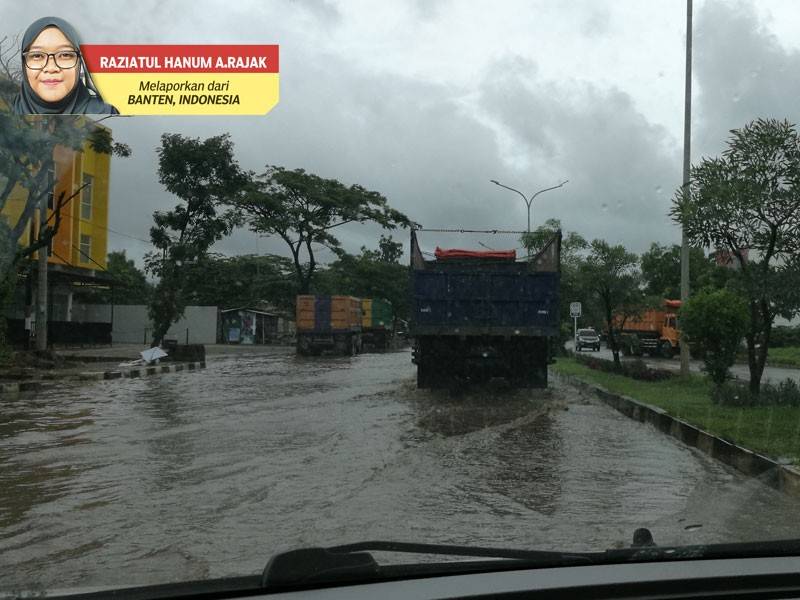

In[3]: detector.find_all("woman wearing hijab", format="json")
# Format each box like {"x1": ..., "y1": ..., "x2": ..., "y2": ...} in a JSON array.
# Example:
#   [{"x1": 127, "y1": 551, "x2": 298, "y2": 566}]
[{"x1": 13, "y1": 16, "x2": 118, "y2": 115}]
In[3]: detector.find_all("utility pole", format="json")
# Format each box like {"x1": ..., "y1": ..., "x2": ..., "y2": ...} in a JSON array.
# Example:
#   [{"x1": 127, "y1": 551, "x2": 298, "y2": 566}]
[
  {"x1": 679, "y1": 0, "x2": 692, "y2": 376},
  {"x1": 24, "y1": 224, "x2": 35, "y2": 349},
  {"x1": 35, "y1": 192, "x2": 49, "y2": 351}
]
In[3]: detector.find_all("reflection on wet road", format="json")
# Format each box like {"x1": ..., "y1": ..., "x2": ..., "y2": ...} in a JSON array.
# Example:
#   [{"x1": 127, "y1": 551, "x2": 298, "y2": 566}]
[{"x1": 3, "y1": 348, "x2": 800, "y2": 592}]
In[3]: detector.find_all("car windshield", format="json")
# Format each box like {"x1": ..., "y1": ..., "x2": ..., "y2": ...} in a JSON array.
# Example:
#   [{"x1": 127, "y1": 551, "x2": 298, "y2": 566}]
[{"x1": 5, "y1": 0, "x2": 800, "y2": 596}]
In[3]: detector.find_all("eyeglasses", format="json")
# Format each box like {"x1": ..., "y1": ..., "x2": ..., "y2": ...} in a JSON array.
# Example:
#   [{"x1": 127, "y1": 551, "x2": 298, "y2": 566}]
[{"x1": 23, "y1": 50, "x2": 80, "y2": 70}]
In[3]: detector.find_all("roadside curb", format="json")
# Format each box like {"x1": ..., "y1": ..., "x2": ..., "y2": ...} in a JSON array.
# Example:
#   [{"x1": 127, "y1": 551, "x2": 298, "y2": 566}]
[
  {"x1": 0, "y1": 361, "x2": 206, "y2": 396},
  {"x1": 556, "y1": 372, "x2": 800, "y2": 498}
]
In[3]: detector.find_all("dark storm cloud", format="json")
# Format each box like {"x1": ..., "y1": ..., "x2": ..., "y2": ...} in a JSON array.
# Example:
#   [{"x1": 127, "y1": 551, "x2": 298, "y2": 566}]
[
  {"x1": 694, "y1": 0, "x2": 800, "y2": 157},
  {"x1": 7, "y1": 0, "x2": 800, "y2": 267},
  {"x1": 106, "y1": 45, "x2": 511, "y2": 264},
  {"x1": 477, "y1": 55, "x2": 681, "y2": 252}
]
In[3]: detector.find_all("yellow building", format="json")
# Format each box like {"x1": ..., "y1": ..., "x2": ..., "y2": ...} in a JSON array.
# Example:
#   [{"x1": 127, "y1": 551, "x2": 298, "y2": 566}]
[
  {"x1": 1, "y1": 120, "x2": 115, "y2": 344},
  {"x1": 1, "y1": 123, "x2": 111, "y2": 270}
]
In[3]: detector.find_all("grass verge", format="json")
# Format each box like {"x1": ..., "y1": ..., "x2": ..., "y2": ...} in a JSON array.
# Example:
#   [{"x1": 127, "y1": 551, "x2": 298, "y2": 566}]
[
  {"x1": 767, "y1": 347, "x2": 800, "y2": 368},
  {"x1": 734, "y1": 346, "x2": 800, "y2": 368},
  {"x1": 552, "y1": 357, "x2": 800, "y2": 464}
]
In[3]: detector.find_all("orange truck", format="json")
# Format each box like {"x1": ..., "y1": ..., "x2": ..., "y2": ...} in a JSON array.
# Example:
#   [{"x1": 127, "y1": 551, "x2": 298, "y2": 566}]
[
  {"x1": 615, "y1": 299, "x2": 681, "y2": 358},
  {"x1": 296, "y1": 295, "x2": 363, "y2": 356}
]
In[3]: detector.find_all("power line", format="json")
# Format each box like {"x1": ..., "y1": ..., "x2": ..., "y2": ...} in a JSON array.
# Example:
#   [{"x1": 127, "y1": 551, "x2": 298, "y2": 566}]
[
  {"x1": 71, "y1": 243, "x2": 109, "y2": 272},
  {"x1": 55, "y1": 210, "x2": 152, "y2": 245},
  {"x1": 416, "y1": 228, "x2": 527, "y2": 234}
]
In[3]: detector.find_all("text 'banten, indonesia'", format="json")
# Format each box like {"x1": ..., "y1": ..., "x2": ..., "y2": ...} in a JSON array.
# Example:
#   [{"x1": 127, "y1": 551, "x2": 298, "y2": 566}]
[{"x1": 100, "y1": 56, "x2": 269, "y2": 69}]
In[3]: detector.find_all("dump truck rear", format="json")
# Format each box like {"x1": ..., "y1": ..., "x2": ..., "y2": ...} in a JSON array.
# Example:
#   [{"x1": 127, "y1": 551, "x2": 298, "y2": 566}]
[
  {"x1": 296, "y1": 295, "x2": 362, "y2": 356},
  {"x1": 409, "y1": 229, "x2": 561, "y2": 388},
  {"x1": 361, "y1": 298, "x2": 393, "y2": 350}
]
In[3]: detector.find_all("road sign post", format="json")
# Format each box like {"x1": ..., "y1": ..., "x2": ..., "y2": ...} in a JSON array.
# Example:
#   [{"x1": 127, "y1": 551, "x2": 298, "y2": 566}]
[{"x1": 570, "y1": 302, "x2": 582, "y2": 348}]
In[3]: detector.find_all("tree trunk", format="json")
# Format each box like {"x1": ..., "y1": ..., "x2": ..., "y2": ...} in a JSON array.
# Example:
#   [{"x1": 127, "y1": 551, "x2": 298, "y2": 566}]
[
  {"x1": 745, "y1": 299, "x2": 769, "y2": 396},
  {"x1": 606, "y1": 312, "x2": 621, "y2": 368},
  {"x1": 750, "y1": 300, "x2": 772, "y2": 396}
]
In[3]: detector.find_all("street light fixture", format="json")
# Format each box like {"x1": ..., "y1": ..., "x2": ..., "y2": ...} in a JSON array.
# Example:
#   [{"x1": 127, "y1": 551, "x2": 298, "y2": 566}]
[{"x1": 490, "y1": 178, "x2": 569, "y2": 255}]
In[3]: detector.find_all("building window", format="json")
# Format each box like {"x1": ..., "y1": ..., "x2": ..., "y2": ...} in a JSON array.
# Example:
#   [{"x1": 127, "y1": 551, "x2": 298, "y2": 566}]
[
  {"x1": 81, "y1": 174, "x2": 93, "y2": 220},
  {"x1": 80, "y1": 234, "x2": 91, "y2": 263}
]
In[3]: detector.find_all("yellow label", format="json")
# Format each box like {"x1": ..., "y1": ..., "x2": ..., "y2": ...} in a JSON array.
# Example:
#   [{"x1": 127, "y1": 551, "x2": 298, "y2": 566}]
[{"x1": 92, "y1": 73, "x2": 279, "y2": 115}]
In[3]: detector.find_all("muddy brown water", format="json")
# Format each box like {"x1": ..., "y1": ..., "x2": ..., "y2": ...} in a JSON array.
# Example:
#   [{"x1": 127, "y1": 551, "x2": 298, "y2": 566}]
[{"x1": 3, "y1": 348, "x2": 800, "y2": 592}]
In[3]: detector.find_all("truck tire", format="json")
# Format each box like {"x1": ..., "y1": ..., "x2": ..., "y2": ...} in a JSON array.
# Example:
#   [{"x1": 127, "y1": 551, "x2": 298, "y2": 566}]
[
  {"x1": 506, "y1": 338, "x2": 547, "y2": 388},
  {"x1": 661, "y1": 340, "x2": 674, "y2": 359},
  {"x1": 348, "y1": 335, "x2": 357, "y2": 356},
  {"x1": 416, "y1": 338, "x2": 434, "y2": 387}
]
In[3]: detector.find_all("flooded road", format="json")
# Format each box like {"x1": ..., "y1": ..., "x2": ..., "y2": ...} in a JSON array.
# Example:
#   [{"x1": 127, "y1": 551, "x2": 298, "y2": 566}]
[{"x1": 3, "y1": 348, "x2": 800, "y2": 593}]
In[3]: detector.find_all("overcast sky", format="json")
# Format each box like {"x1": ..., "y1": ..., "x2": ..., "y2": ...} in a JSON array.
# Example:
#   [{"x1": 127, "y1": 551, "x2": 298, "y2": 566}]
[{"x1": 6, "y1": 0, "x2": 800, "y2": 265}]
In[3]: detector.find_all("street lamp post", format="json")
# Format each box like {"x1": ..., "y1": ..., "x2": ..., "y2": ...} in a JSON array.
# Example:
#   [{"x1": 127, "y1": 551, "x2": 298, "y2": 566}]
[
  {"x1": 679, "y1": 0, "x2": 692, "y2": 377},
  {"x1": 490, "y1": 178, "x2": 569, "y2": 255}
]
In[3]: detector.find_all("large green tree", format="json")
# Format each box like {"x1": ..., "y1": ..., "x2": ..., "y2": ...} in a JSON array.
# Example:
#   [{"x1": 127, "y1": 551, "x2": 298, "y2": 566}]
[
  {"x1": 74, "y1": 250, "x2": 152, "y2": 305},
  {"x1": 522, "y1": 218, "x2": 589, "y2": 349},
  {"x1": 145, "y1": 133, "x2": 246, "y2": 346},
  {"x1": 183, "y1": 253, "x2": 297, "y2": 312},
  {"x1": 577, "y1": 240, "x2": 643, "y2": 367},
  {"x1": 680, "y1": 288, "x2": 748, "y2": 386},
  {"x1": 671, "y1": 118, "x2": 800, "y2": 394},
  {"x1": 639, "y1": 243, "x2": 717, "y2": 299},
  {"x1": 234, "y1": 166, "x2": 413, "y2": 294}
]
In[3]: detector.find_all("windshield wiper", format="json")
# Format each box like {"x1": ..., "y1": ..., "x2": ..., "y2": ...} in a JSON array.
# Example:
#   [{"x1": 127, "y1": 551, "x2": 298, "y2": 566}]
[
  {"x1": 262, "y1": 540, "x2": 599, "y2": 587},
  {"x1": 263, "y1": 533, "x2": 800, "y2": 589}
]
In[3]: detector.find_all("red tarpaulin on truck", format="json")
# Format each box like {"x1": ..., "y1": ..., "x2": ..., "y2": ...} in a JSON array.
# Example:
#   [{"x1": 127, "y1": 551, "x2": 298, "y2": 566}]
[{"x1": 434, "y1": 247, "x2": 517, "y2": 260}]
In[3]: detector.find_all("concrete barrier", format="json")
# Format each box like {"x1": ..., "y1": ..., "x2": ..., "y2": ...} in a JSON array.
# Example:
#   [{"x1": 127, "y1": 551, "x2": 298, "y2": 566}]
[
  {"x1": 557, "y1": 372, "x2": 800, "y2": 498},
  {"x1": 0, "y1": 361, "x2": 207, "y2": 396}
]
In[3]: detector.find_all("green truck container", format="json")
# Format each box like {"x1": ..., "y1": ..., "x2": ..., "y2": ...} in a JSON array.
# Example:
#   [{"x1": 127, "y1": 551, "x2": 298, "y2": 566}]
[{"x1": 361, "y1": 298, "x2": 393, "y2": 350}]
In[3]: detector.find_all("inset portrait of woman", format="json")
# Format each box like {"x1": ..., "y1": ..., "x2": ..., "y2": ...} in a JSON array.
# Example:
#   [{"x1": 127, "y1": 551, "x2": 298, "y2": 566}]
[{"x1": 13, "y1": 16, "x2": 118, "y2": 115}]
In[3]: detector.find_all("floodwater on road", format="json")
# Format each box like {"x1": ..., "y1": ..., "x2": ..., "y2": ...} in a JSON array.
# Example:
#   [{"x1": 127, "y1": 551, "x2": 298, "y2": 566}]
[{"x1": 3, "y1": 348, "x2": 800, "y2": 593}]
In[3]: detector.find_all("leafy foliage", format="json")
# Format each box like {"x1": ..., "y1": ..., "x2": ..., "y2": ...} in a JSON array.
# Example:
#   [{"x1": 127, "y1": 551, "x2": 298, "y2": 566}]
[
  {"x1": 576, "y1": 239, "x2": 643, "y2": 366},
  {"x1": 145, "y1": 133, "x2": 246, "y2": 345},
  {"x1": 639, "y1": 242, "x2": 718, "y2": 298},
  {"x1": 712, "y1": 379, "x2": 800, "y2": 407},
  {"x1": 680, "y1": 287, "x2": 748, "y2": 386},
  {"x1": 671, "y1": 118, "x2": 800, "y2": 394},
  {"x1": 573, "y1": 353, "x2": 673, "y2": 381},
  {"x1": 73, "y1": 251, "x2": 152, "y2": 305},
  {"x1": 235, "y1": 166, "x2": 413, "y2": 293},
  {"x1": 521, "y1": 219, "x2": 589, "y2": 350},
  {"x1": 770, "y1": 326, "x2": 800, "y2": 349},
  {"x1": 183, "y1": 253, "x2": 297, "y2": 312}
]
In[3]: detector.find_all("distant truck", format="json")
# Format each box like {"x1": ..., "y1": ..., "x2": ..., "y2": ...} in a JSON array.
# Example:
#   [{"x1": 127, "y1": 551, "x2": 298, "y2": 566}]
[
  {"x1": 615, "y1": 299, "x2": 682, "y2": 358},
  {"x1": 409, "y1": 229, "x2": 561, "y2": 388},
  {"x1": 296, "y1": 295, "x2": 362, "y2": 356},
  {"x1": 361, "y1": 298, "x2": 393, "y2": 351}
]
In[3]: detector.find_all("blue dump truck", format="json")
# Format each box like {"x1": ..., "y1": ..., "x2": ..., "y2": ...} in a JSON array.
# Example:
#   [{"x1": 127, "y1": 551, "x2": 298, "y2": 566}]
[{"x1": 410, "y1": 229, "x2": 561, "y2": 388}]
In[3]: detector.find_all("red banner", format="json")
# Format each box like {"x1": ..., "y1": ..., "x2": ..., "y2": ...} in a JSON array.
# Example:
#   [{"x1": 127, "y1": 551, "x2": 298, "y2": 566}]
[{"x1": 81, "y1": 44, "x2": 279, "y2": 73}]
